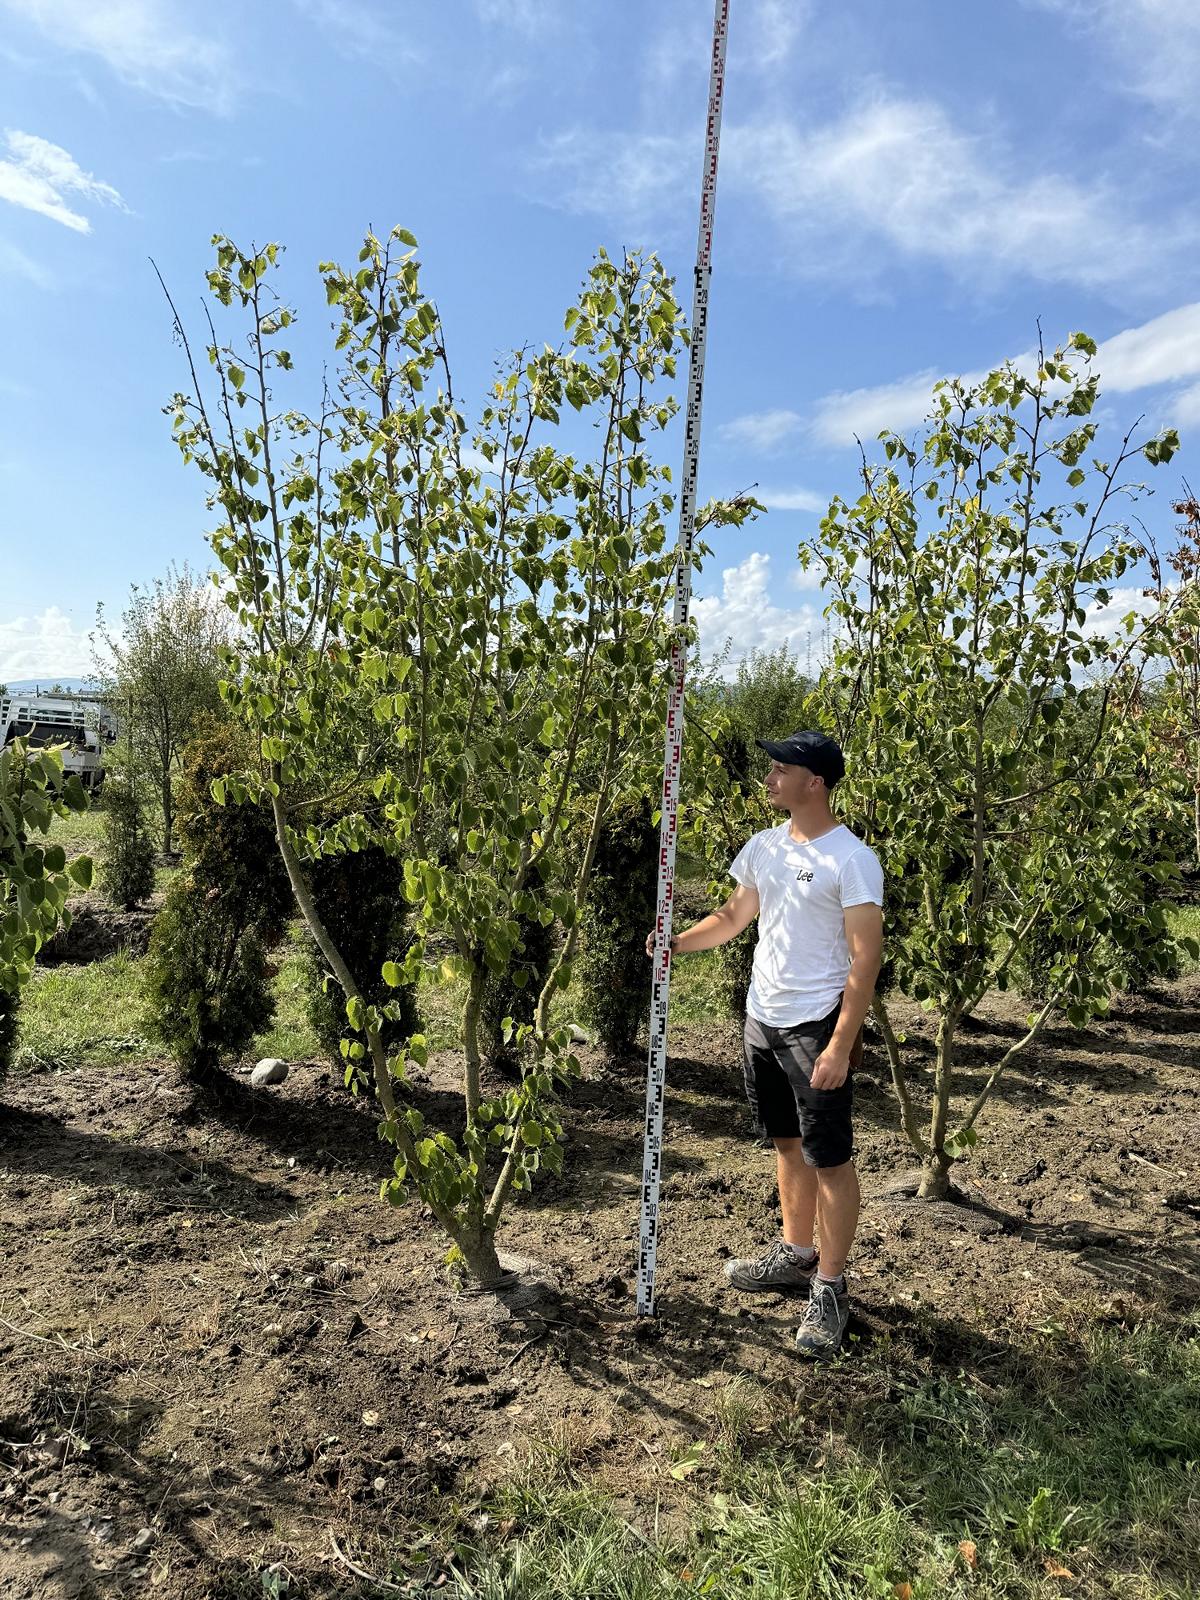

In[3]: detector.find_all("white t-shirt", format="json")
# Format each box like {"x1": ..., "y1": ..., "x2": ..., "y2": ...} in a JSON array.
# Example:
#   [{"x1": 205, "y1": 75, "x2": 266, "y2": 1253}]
[{"x1": 729, "y1": 822, "x2": 884, "y2": 1028}]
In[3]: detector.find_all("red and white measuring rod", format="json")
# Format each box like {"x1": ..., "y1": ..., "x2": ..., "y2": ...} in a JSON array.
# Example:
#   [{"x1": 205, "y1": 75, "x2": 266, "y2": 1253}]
[{"x1": 638, "y1": 0, "x2": 731, "y2": 1319}]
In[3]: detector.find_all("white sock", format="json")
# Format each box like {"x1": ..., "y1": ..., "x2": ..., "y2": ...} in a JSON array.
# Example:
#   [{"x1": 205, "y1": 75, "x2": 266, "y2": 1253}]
[
  {"x1": 784, "y1": 1241, "x2": 817, "y2": 1262},
  {"x1": 817, "y1": 1269, "x2": 845, "y2": 1289}
]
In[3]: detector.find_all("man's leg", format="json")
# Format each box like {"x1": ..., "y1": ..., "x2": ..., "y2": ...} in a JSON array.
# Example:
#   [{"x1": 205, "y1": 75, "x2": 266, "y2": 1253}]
[
  {"x1": 725, "y1": 1025, "x2": 821, "y2": 1293},
  {"x1": 813, "y1": 1159, "x2": 860, "y2": 1277},
  {"x1": 774, "y1": 1137, "x2": 818, "y2": 1249}
]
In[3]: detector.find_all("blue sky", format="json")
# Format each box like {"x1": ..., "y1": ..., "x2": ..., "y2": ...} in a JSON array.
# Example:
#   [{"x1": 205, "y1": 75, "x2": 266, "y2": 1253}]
[{"x1": 2, "y1": 0, "x2": 1199, "y2": 682}]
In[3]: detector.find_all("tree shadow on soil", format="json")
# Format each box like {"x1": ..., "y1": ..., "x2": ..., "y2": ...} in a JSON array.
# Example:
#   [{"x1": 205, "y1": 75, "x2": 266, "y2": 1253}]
[
  {"x1": 0, "y1": 1109, "x2": 298, "y2": 1221},
  {"x1": 184, "y1": 1068, "x2": 468, "y2": 1180},
  {"x1": 961, "y1": 1001, "x2": 1199, "y2": 1076}
]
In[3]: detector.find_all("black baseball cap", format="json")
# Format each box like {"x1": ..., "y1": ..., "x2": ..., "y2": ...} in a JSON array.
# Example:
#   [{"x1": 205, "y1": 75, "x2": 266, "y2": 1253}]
[{"x1": 756, "y1": 729, "x2": 846, "y2": 787}]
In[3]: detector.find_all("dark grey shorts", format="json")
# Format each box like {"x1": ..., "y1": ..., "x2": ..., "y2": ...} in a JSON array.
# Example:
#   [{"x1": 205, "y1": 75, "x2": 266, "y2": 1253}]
[{"x1": 743, "y1": 1004, "x2": 854, "y2": 1167}]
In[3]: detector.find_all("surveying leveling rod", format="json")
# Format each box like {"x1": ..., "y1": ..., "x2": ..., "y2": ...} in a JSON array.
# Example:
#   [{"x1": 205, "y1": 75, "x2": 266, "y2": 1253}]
[{"x1": 637, "y1": 0, "x2": 732, "y2": 1318}]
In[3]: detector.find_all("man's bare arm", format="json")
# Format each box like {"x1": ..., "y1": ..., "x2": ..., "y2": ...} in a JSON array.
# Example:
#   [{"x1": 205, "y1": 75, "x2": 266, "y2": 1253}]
[
  {"x1": 644, "y1": 883, "x2": 759, "y2": 958},
  {"x1": 810, "y1": 903, "x2": 883, "y2": 1090}
]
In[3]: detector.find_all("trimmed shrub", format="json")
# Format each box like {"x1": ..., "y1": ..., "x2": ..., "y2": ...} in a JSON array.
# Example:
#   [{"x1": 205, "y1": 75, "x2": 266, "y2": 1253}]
[
  {"x1": 143, "y1": 715, "x2": 290, "y2": 1079},
  {"x1": 480, "y1": 911, "x2": 557, "y2": 1078},
  {"x1": 144, "y1": 875, "x2": 274, "y2": 1077},
  {"x1": 174, "y1": 714, "x2": 291, "y2": 945},
  {"x1": 576, "y1": 799, "x2": 659, "y2": 1055},
  {"x1": 303, "y1": 840, "x2": 420, "y2": 1067},
  {"x1": 716, "y1": 927, "x2": 757, "y2": 1021},
  {"x1": 101, "y1": 777, "x2": 156, "y2": 910}
]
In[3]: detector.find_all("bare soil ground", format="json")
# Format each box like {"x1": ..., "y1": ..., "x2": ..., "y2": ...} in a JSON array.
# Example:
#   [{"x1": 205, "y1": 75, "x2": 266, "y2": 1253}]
[{"x1": 2, "y1": 981, "x2": 1198, "y2": 1598}]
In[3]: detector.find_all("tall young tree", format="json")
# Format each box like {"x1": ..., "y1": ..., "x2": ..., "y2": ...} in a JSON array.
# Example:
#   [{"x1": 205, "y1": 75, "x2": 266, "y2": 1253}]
[
  {"x1": 803, "y1": 336, "x2": 1192, "y2": 1198},
  {"x1": 162, "y1": 228, "x2": 753, "y2": 1281},
  {"x1": 93, "y1": 563, "x2": 235, "y2": 853}
]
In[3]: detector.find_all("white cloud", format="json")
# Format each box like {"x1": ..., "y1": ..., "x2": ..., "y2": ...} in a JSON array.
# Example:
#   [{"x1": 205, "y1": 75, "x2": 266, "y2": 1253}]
[
  {"x1": 807, "y1": 301, "x2": 1200, "y2": 448},
  {"x1": 1092, "y1": 303, "x2": 1200, "y2": 393},
  {"x1": 291, "y1": 0, "x2": 421, "y2": 72},
  {"x1": 693, "y1": 552, "x2": 824, "y2": 666},
  {"x1": 1171, "y1": 381, "x2": 1200, "y2": 429},
  {"x1": 0, "y1": 130, "x2": 125, "y2": 234},
  {"x1": 1029, "y1": 0, "x2": 1200, "y2": 114},
  {"x1": 0, "y1": 606, "x2": 92, "y2": 681},
  {"x1": 739, "y1": 0, "x2": 809, "y2": 71},
  {"x1": 718, "y1": 408, "x2": 804, "y2": 454},
  {"x1": 757, "y1": 486, "x2": 828, "y2": 513},
  {"x1": 532, "y1": 127, "x2": 691, "y2": 230},
  {"x1": 0, "y1": 0, "x2": 236, "y2": 112},
  {"x1": 1082, "y1": 584, "x2": 1162, "y2": 642},
  {"x1": 538, "y1": 89, "x2": 1184, "y2": 293},
  {"x1": 727, "y1": 96, "x2": 1183, "y2": 294},
  {"x1": 809, "y1": 370, "x2": 944, "y2": 449}
]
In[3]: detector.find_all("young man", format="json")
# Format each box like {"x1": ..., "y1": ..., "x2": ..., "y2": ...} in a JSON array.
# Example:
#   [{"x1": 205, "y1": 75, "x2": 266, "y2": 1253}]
[{"x1": 649, "y1": 730, "x2": 883, "y2": 1356}]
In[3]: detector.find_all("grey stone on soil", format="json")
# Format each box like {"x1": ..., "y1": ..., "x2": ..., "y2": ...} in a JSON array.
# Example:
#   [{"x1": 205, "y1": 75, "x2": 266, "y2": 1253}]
[{"x1": 250, "y1": 1058, "x2": 289, "y2": 1087}]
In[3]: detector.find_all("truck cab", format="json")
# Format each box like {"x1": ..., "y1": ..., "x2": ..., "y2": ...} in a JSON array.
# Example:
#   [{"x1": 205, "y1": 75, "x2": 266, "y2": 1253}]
[{"x1": 0, "y1": 693, "x2": 117, "y2": 793}]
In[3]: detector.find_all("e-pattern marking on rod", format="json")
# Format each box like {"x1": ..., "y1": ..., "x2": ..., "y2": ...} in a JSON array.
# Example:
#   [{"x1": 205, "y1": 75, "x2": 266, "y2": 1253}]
[{"x1": 637, "y1": 0, "x2": 732, "y2": 1319}]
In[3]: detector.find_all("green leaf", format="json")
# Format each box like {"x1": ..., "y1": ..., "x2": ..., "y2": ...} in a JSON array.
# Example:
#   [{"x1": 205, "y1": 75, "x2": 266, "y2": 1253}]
[
  {"x1": 65, "y1": 855, "x2": 93, "y2": 890},
  {"x1": 382, "y1": 961, "x2": 403, "y2": 988},
  {"x1": 395, "y1": 227, "x2": 418, "y2": 247}
]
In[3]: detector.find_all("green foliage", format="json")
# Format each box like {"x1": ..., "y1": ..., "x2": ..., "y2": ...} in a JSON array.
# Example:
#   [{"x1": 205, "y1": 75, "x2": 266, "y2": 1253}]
[
  {"x1": 144, "y1": 875, "x2": 274, "y2": 1077},
  {"x1": 143, "y1": 716, "x2": 291, "y2": 1079},
  {"x1": 13, "y1": 950, "x2": 150, "y2": 1070},
  {"x1": 175, "y1": 713, "x2": 291, "y2": 945},
  {"x1": 164, "y1": 224, "x2": 761, "y2": 1279},
  {"x1": 576, "y1": 797, "x2": 658, "y2": 1054},
  {"x1": 304, "y1": 837, "x2": 419, "y2": 1068},
  {"x1": 93, "y1": 562, "x2": 235, "y2": 854},
  {"x1": 0, "y1": 739, "x2": 92, "y2": 1092},
  {"x1": 804, "y1": 334, "x2": 1185, "y2": 1194},
  {"x1": 101, "y1": 775, "x2": 156, "y2": 910},
  {"x1": 453, "y1": 1314, "x2": 1200, "y2": 1599},
  {"x1": 479, "y1": 909, "x2": 557, "y2": 1076}
]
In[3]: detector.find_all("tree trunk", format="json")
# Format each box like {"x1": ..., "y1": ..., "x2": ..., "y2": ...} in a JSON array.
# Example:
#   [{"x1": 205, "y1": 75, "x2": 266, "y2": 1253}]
[
  {"x1": 455, "y1": 1223, "x2": 505, "y2": 1286},
  {"x1": 161, "y1": 768, "x2": 173, "y2": 856},
  {"x1": 918, "y1": 1153, "x2": 952, "y2": 1199},
  {"x1": 463, "y1": 959, "x2": 484, "y2": 1125},
  {"x1": 915, "y1": 1009, "x2": 959, "y2": 1201}
]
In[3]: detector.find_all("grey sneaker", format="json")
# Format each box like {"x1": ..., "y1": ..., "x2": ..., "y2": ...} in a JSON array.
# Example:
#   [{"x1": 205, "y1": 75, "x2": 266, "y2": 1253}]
[
  {"x1": 794, "y1": 1276, "x2": 850, "y2": 1358},
  {"x1": 724, "y1": 1239, "x2": 818, "y2": 1293}
]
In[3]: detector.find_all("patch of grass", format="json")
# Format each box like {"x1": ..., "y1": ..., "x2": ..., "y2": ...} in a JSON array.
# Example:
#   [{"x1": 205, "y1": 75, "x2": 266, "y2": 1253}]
[
  {"x1": 15, "y1": 950, "x2": 152, "y2": 1070},
  {"x1": 46, "y1": 801, "x2": 106, "y2": 861},
  {"x1": 450, "y1": 1312, "x2": 1200, "y2": 1600},
  {"x1": 1168, "y1": 904, "x2": 1200, "y2": 972},
  {"x1": 667, "y1": 949, "x2": 730, "y2": 1025},
  {"x1": 250, "y1": 922, "x2": 323, "y2": 1063}
]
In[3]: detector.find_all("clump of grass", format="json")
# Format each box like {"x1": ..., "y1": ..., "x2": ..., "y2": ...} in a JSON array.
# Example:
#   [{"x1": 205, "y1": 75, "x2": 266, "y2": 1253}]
[
  {"x1": 47, "y1": 801, "x2": 106, "y2": 862},
  {"x1": 449, "y1": 1312, "x2": 1200, "y2": 1600},
  {"x1": 1167, "y1": 903, "x2": 1200, "y2": 972},
  {"x1": 14, "y1": 950, "x2": 151, "y2": 1070},
  {"x1": 249, "y1": 922, "x2": 322, "y2": 1063}
]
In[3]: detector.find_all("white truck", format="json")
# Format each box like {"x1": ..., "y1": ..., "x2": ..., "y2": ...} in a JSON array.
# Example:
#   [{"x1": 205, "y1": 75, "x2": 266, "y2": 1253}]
[{"x1": 0, "y1": 691, "x2": 118, "y2": 793}]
